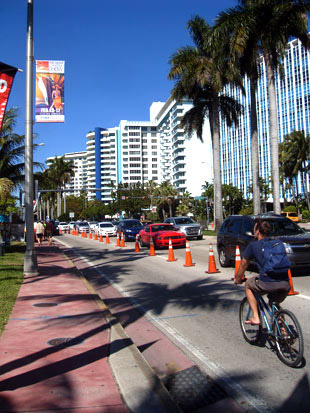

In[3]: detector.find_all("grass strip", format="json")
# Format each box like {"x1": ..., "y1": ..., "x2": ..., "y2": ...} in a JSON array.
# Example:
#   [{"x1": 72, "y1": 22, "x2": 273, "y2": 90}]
[
  {"x1": 0, "y1": 242, "x2": 25, "y2": 335},
  {"x1": 203, "y1": 229, "x2": 217, "y2": 236}
]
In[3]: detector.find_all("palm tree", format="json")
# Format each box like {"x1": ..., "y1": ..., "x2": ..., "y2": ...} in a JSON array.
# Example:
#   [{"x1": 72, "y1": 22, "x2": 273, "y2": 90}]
[
  {"x1": 214, "y1": 5, "x2": 261, "y2": 214},
  {"x1": 46, "y1": 156, "x2": 75, "y2": 217},
  {"x1": 0, "y1": 107, "x2": 43, "y2": 188},
  {"x1": 153, "y1": 180, "x2": 179, "y2": 219},
  {"x1": 0, "y1": 108, "x2": 26, "y2": 186},
  {"x1": 217, "y1": 0, "x2": 310, "y2": 214},
  {"x1": 0, "y1": 178, "x2": 14, "y2": 202},
  {"x1": 168, "y1": 16, "x2": 243, "y2": 230},
  {"x1": 281, "y1": 131, "x2": 310, "y2": 209}
]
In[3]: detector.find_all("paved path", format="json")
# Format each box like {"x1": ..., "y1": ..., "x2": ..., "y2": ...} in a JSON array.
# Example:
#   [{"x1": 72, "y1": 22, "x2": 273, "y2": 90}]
[{"x1": 0, "y1": 241, "x2": 244, "y2": 413}]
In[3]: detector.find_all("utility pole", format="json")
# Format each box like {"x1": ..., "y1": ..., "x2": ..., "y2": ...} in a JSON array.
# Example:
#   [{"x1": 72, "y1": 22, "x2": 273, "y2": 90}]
[{"x1": 24, "y1": 0, "x2": 38, "y2": 275}]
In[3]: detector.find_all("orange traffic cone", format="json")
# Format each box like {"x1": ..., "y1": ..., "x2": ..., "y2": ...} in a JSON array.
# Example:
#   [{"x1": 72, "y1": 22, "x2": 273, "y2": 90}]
[
  {"x1": 167, "y1": 238, "x2": 177, "y2": 262},
  {"x1": 94, "y1": 231, "x2": 98, "y2": 241},
  {"x1": 205, "y1": 243, "x2": 220, "y2": 274},
  {"x1": 89, "y1": 231, "x2": 92, "y2": 240},
  {"x1": 135, "y1": 234, "x2": 141, "y2": 252},
  {"x1": 184, "y1": 240, "x2": 195, "y2": 267},
  {"x1": 116, "y1": 232, "x2": 120, "y2": 246},
  {"x1": 149, "y1": 237, "x2": 156, "y2": 256},
  {"x1": 288, "y1": 269, "x2": 299, "y2": 296},
  {"x1": 99, "y1": 234, "x2": 103, "y2": 242},
  {"x1": 232, "y1": 245, "x2": 242, "y2": 281},
  {"x1": 72, "y1": 229, "x2": 75, "y2": 236},
  {"x1": 59, "y1": 228, "x2": 62, "y2": 235},
  {"x1": 105, "y1": 233, "x2": 110, "y2": 244},
  {"x1": 120, "y1": 232, "x2": 126, "y2": 247}
]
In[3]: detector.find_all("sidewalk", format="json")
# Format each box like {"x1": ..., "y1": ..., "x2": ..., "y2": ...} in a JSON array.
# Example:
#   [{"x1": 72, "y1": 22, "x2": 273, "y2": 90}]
[
  {"x1": 0, "y1": 243, "x2": 130, "y2": 412},
  {"x1": 0, "y1": 241, "x2": 244, "y2": 413}
]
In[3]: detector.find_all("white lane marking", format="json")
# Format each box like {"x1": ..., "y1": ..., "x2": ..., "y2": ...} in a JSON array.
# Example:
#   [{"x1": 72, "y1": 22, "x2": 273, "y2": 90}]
[
  {"x1": 55, "y1": 240, "x2": 273, "y2": 413},
  {"x1": 297, "y1": 294, "x2": 310, "y2": 301}
]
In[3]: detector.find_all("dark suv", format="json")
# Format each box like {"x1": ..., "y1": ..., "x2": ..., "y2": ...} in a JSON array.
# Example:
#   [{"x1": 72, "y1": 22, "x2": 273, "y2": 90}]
[
  {"x1": 217, "y1": 215, "x2": 310, "y2": 270},
  {"x1": 117, "y1": 219, "x2": 144, "y2": 242}
]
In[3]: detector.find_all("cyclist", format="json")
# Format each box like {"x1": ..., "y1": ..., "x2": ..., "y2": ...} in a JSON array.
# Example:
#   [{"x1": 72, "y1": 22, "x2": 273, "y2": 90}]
[{"x1": 234, "y1": 220, "x2": 290, "y2": 325}]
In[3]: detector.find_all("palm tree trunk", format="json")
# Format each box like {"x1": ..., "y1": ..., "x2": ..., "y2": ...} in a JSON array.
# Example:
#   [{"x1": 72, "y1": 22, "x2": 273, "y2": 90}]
[
  {"x1": 47, "y1": 199, "x2": 50, "y2": 219},
  {"x1": 57, "y1": 190, "x2": 61, "y2": 218},
  {"x1": 250, "y1": 78, "x2": 260, "y2": 214},
  {"x1": 265, "y1": 54, "x2": 281, "y2": 214},
  {"x1": 302, "y1": 163, "x2": 310, "y2": 209},
  {"x1": 212, "y1": 96, "x2": 223, "y2": 231}
]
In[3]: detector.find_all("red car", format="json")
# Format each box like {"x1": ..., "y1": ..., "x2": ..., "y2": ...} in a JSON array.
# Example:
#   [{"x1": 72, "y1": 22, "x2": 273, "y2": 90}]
[{"x1": 139, "y1": 223, "x2": 186, "y2": 249}]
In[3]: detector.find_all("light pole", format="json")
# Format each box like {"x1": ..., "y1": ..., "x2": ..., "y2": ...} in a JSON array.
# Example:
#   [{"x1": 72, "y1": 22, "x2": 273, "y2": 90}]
[{"x1": 24, "y1": 0, "x2": 38, "y2": 275}]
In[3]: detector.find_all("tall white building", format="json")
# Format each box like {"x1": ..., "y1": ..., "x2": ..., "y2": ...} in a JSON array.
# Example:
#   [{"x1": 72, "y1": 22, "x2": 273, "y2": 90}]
[
  {"x1": 46, "y1": 151, "x2": 87, "y2": 197},
  {"x1": 47, "y1": 97, "x2": 214, "y2": 201},
  {"x1": 152, "y1": 97, "x2": 213, "y2": 195}
]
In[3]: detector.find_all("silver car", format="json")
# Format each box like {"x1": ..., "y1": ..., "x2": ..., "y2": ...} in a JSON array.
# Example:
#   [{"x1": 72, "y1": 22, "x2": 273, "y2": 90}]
[{"x1": 164, "y1": 216, "x2": 203, "y2": 240}]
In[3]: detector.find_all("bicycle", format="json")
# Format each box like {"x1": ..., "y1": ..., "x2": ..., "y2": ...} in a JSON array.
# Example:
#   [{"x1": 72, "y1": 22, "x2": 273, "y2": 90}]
[{"x1": 239, "y1": 279, "x2": 304, "y2": 367}]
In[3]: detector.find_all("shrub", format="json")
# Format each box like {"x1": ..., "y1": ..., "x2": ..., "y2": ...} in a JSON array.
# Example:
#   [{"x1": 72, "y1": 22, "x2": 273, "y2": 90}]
[
  {"x1": 283, "y1": 205, "x2": 297, "y2": 213},
  {"x1": 302, "y1": 209, "x2": 310, "y2": 221},
  {"x1": 239, "y1": 207, "x2": 253, "y2": 215}
]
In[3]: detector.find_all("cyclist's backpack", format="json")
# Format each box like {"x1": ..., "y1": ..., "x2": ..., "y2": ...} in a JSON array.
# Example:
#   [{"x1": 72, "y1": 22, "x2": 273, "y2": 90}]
[{"x1": 261, "y1": 239, "x2": 291, "y2": 278}]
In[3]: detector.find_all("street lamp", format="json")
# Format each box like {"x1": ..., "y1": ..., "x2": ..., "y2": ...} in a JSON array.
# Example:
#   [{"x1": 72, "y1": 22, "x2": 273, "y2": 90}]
[{"x1": 23, "y1": 0, "x2": 38, "y2": 275}]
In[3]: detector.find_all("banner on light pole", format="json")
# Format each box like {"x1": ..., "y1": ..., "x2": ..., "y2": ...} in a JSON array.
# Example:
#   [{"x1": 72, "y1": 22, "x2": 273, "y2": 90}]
[
  {"x1": 0, "y1": 62, "x2": 17, "y2": 132},
  {"x1": 35, "y1": 60, "x2": 65, "y2": 123}
]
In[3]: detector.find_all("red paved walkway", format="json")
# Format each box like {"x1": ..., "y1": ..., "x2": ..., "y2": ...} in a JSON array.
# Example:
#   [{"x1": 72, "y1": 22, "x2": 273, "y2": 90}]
[{"x1": 0, "y1": 244, "x2": 128, "y2": 413}]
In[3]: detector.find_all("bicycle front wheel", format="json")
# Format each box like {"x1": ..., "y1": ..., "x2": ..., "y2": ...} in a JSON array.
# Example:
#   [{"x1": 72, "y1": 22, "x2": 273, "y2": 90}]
[
  {"x1": 273, "y1": 309, "x2": 304, "y2": 367},
  {"x1": 239, "y1": 297, "x2": 262, "y2": 344}
]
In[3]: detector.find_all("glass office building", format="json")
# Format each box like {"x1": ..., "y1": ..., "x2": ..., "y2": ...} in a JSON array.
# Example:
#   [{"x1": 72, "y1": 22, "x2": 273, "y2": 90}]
[{"x1": 220, "y1": 37, "x2": 310, "y2": 201}]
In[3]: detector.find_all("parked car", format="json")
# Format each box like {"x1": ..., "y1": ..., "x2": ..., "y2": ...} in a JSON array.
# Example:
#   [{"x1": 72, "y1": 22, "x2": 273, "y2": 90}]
[
  {"x1": 281, "y1": 211, "x2": 300, "y2": 223},
  {"x1": 97, "y1": 222, "x2": 117, "y2": 237},
  {"x1": 139, "y1": 223, "x2": 186, "y2": 249},
  {"x1": 69, "y1": 221, "x2": 76, "y2": 230},
  {"x1": 75, "y1": 222, "x2": 90, "y2": 234},
  {"x1": 117, "y1": 219, "x2": 144, "y2": 242},
  {"x1": 88, "y1": 221, "x2": 98, "y2": 231},
  {"x1": 58, "y1": 222, "x2": 69, "y2": 232},
  {"x1": 164, "y1": 216, "x2": 203, "y2": 240},
  {"x1": 217, "y1": 214, "x2": 310, "y2": 270}
]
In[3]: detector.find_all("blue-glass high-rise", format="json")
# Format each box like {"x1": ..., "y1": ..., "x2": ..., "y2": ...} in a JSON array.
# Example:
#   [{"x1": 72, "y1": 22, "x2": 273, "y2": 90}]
[{"x1": 220, "y1": 37, "x2": 310, "y2": 200}]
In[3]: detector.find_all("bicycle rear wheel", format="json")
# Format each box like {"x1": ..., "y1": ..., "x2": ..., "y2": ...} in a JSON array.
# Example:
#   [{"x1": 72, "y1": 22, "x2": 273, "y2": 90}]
[
  {"x1": 273, "y1": 309, "x2": 304, "y2": 367},
  {"x1": 239, "y1": 297, "x2": 262, "y2": 344}
]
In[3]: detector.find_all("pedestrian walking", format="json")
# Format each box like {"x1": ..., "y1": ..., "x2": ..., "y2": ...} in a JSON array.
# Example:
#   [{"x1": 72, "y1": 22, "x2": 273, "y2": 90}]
[
  {"x1": 36, "y1": 221, "x2": 45, "y2": 247},
  {"x1": 45, "y1": 219, "x2": 54, "y2": 246}
]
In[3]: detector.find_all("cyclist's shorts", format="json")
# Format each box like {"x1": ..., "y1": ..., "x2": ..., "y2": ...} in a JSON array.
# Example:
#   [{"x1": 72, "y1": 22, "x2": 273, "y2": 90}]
[{"x1": 247, "y1": 276, "x2": 290, "y2": 303}]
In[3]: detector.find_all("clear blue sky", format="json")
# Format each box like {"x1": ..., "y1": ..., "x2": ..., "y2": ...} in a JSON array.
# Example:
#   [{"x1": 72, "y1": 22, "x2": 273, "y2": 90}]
[{"x1": 1, "y1": 0, "x2": 236, "y2": 166}]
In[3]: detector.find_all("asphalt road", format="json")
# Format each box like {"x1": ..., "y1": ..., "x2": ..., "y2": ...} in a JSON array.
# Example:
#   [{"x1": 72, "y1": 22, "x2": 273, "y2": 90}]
[{"x1": 56, "y1": 234, "x2": 310, "y2": 412}]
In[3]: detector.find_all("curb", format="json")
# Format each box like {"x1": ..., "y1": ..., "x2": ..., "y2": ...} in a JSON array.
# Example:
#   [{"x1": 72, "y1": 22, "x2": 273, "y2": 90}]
[{"x1": 62, "y1": 248, "x2": 181, "y2": 413}]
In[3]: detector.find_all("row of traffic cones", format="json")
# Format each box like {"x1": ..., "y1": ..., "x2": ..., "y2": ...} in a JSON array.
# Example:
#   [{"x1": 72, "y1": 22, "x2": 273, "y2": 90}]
[{"x1": 68, "y1": 228, "x2": 300, "y2": 294}]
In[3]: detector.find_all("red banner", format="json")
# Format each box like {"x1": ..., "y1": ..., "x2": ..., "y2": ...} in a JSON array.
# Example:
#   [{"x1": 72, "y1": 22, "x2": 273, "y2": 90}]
[{"x1": 0, "y1": 62, "x2": 17, "y2": 132}]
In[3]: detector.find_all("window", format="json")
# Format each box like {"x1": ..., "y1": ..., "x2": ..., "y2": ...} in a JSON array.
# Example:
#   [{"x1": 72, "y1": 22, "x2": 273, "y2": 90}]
[
  {"x1": 227, "y1": 219, "x2": 242, "y2": 234},
  {"x1": 151, "y1": 127, "x2": 156, "y2": 131}
]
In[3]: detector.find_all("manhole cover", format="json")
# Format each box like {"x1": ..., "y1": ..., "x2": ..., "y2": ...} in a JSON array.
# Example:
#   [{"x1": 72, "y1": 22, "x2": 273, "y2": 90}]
[
  {"x1": 164, "y1": 366, "x2": 227, "y2": 412},
  {"x1": 47, "y1": 337, "x2": 84, "y2": 346},
  {"x1": 33, "y1": 303, "x2": 58, "y2": 307}
]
